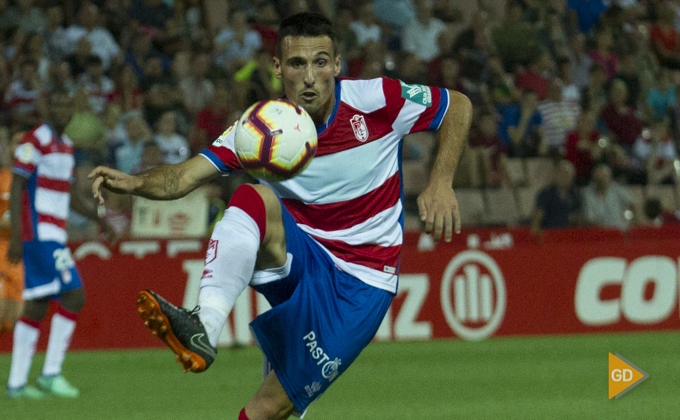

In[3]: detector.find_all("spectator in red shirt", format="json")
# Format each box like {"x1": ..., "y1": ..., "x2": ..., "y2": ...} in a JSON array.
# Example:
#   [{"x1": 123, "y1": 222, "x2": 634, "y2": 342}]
[
  {"x1": 467, "y1": 111, "x2": 508, "y2": 187},
  {"x1": 4, "y1": 59, "x2": 45, "y2": 131},
  {"x1": 600, "y1": 79, "x2": 643, "y2": 151},
  {"x1": 650, "y1": 1, "x2": 680, "y2": 70},
  {"x1": 565, "y1": 111, "x2": 602, "y2": 185},
  {"x1": 113, "y1": 64, "x2": 143, "y2": 113},
  {"x1": 191, "y1": 85, "x2": 231, "y2": 153},
  {"x1": 515, "y1": 47, "x2": 552, "y2": 100},
  {"x1": 588, "y1": 27, "x2": 617, "y2": 80}
]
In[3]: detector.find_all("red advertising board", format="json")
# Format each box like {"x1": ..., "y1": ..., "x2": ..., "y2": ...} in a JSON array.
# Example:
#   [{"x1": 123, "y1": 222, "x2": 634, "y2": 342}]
[{"x1": 1, "y1": 226, "x2": 679, "y2": 353}]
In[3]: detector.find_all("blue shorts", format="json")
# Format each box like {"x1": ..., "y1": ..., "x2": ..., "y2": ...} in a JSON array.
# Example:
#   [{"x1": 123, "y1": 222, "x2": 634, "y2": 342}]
[
  {"x1": 249, "y1": 204, "x2": 393, "y2": 412},
  {"x1": 22, "y1": 240, "x2": 82, "y2": 300}
]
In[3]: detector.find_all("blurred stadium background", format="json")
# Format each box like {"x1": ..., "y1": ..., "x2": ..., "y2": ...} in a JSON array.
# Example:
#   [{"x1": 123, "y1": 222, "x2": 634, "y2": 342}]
[{"x1": 2, "y1": 0, "x2": 680, "y2": 418}]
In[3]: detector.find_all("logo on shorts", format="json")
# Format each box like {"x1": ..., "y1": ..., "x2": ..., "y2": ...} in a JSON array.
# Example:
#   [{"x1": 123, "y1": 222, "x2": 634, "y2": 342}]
[
  {"x1": 303, "y1": 331, "x2": 342, "y2": 383},
  {"x1": 350, "y1": 115, "x2": 369, "y2": 142},
  {"x1": 304, "y1": 382, "x2": 321, "y2": 397},
  {"x1": 205, "y1": 240, "x2": 218, "y2": 264}
]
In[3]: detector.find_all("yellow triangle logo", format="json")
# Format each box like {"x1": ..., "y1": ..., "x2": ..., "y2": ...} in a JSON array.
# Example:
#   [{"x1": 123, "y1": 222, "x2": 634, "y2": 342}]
[{"x1": 608, "y1": 353, "x2": 649, "y2": 399}]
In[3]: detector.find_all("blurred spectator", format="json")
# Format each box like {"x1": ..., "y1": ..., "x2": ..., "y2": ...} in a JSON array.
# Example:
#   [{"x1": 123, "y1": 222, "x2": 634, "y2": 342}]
[
  {"x1": 466, "y1": 111, "x2": 508, "y2": 188},
  {"x1": 502, "y1": 89, "x2": 544, "y2": 157},
  {"x1": 567, "y1": 0, "x2": 607, "y2": 34},
  {"x1": 140, "y1": 57, "x2": 186, "y2": 127},
  {"x1": 19, "y1": 32, "x2": 49, "y2": 82},
  {"x1": 125, "y1": 31, "x2": 172, "y2": 81},
  {"x1": 251, "y1": 3, "x2": 280, "y2": 57},
  {"x1": 588, "y1": 27, "x2": 617, "y2": 79},
  {"x1": 644, "y1": 197, "x2": 680, "y2": 226},
  {"x1": 486, "y1": 55, "x2": 521, "y2": 105},
  {"x1": 335, "y1": 8, "x2": 360, "y2": 66},
  {"x1": 235, "y1": 49, "x2": 283, "y2": 103},
  {"x1": 565, "y1": 110, "x2": 607, "y2": 185},
  {"x1": 631, "y1": 117, "x2": 679, "y2": 185},
  {"x1": 613, "y1": 52, "x2": 641, "y2": 109},
  {"x1": 650, "y1": 1, "x2": 680, "y2": 70},
  {"x1": 153, "y1": 111, "x2": 190, "y2": 164},
  {"x1": 372, "y1": 0, "x2": 416, "y2": 29},
  {"x1": 131, "y1": 142, "x2": 163, "y2": 174},
  {"x1": 567, "y1": 34, "x2": 592, "y2": 89},
  {"x1": 582, "y1": 163, "x2": 635, "y2": 230},
  {"x1": 601, "y1": 79, "x2": 643, "y2": 151},
  {"x1": 64, "y1": 88, "x2": 106, "y2": 166},
  {"x1": 538, "y1": 7, "x2": 569, "y2": 59},
  {"x1": 580, "y1": 63, "x2": 607, "y2": 113},
  {"x1": 3, "y1": 27, "x2": 25, "y2": 65},
  {"x1": 349, "y1": 3, "x2": 382, "y2": 47},
  {"x1": 180, "y1": 53, "x2": 215, "y2": 117},
  {"x1": 493, "y1": 1, "x2": 538, "y2": 71},
  {"x1": 531, "y1": 160, "x2": 581, "y2": 233},
  {"x1": 452, "y1": 10, "x2": 490, "y2": 58},
  {"x1": 64, "y1": 36, "x2": 94, "y2": 78},
  {"x1": 115, "y1": 114, "x2": 152, "y2": 174},
  {"x1": 402, "y1": 0, "x2": 446, "y2": 62},
  {"x1": 192, "y1": 85, "x2": 231, "y2": 153},
  {"x1": 113, "y1": 64, "x2": 144, "y2": 113},
  {"x1": 397, "y1": 52, "x2": 427, "y2": 85},
  {"x1": 103, "y1": 103, "x2": 125, "y2": 148},
  {"x1": 515, "y1": 48, "x2": 552, "y2": 100},
  {"x1": 214, "y1": 9, "x2": 262, "y2": 71},
  {"x1": 537, "y1": 79, "x2": 580, "y2": 154},
  {"x1": 645, "y1": 68, "x2": 676, "y2": 120},
  {"x1": 4, "y1": 59, "x2": 44, "y2": 131},
  {"x1": 129, "y1": 0, "x2": 173, "y2": 34},
  {"x1": 2, "y1": 0, "x2": 45, "y2": 33},
  {"x1": 78, "y1": 56, "x2": 116, "y2": 116},
  {"x1": 65, "y1": 2, "x2": 122, "y2": 70},
  {"x1": 99, "y1": 190, "x2": 132, "y2": 238},
  {"x1": 43, "y1": 5, "x2": 70, "y2": 62},
  {"x1": 45, "y1": 61, "x2": 76, "y2": 94},
  {"x1": 557, "y1": 57, "x2": 580, "y2": 107}
]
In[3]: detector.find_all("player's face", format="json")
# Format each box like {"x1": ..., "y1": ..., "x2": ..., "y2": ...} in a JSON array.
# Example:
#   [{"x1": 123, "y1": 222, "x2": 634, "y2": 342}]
[
  {"x1": 274, "y1": 36, "x2": 341, "y2": 125},
  {"x1": 49, "y1": 93, "x2": 75, "y2": 130}
]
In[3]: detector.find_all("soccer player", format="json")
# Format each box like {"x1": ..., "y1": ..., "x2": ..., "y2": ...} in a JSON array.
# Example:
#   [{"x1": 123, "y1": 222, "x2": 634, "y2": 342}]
[
  {"x1": 6, "y1": 89, "x2": 115, "y2": 399},
  {"x1": 89, "y1": 12, "x2": 471, "y2": 420},
  {"x1": 0, "y1": 131, "x2": 24, "y2": 335}
]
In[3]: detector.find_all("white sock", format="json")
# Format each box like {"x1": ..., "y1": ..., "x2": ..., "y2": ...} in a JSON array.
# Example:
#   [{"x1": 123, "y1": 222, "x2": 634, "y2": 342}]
[
  {"x1": 198, "y1": 207, "x2": 260, "y2": 347},
  {"x1": 8, "y1": 320, "x2": 40, "y2": 389},
  {"x1": 41, "y1": 312, "x2": 77, "y2": 376}
]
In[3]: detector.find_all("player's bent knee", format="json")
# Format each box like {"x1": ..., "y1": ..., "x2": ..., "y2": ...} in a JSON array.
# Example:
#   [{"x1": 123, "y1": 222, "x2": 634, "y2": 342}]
[
  {"x1": 229, "y1": 184, "x2": 286, "y2": 268},
  {"x1": 60, "y1": 288, "x2": 86, "y2": 314}
]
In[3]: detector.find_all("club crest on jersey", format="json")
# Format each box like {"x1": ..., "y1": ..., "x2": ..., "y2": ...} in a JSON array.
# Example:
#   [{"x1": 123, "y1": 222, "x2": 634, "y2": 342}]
[{"x1": 350, "y1": 114, "x2": 369, "y2": 142}]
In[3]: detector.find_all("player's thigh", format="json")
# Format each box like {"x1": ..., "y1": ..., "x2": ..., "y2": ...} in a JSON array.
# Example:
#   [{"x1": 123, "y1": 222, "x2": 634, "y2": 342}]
[{"x1": 249, "y1": 184, "x2": 287, "y2": 270}]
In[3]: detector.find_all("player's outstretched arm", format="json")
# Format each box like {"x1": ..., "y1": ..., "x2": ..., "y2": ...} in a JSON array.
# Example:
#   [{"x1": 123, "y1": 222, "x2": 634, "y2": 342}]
[
  {"x1": 417, "y1": 90, "x2": 472, "y2": 243},
  {"x1": 89, "y1": 155, "x2": 221, "y2": 204}
]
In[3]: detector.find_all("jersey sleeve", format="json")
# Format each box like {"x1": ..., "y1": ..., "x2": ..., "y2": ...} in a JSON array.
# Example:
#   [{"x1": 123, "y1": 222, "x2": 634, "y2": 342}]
[
  {"x1": 382, "y1": 77, "x2": 450, "y2": 138},
  {"x1": 12, "y1": 132, "x2": 42, "y2": 178},
  {"x1": 199, "y1": 121, "x2": 242, "y2": 173}
]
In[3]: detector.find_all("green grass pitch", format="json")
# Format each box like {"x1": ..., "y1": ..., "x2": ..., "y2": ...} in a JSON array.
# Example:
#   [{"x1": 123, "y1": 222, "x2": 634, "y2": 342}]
[{"x1": 1, "y1": 331, "x2": 679, "y2": 420}]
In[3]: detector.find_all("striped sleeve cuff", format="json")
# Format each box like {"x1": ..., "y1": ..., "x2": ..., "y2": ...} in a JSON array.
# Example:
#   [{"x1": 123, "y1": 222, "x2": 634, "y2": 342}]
[{"x1": 428, "y1": 88, "x2": 450, "y2": 131}]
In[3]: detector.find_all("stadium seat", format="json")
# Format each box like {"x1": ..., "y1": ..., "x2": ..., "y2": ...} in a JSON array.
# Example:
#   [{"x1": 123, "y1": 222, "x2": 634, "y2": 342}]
[
  {"x1": 505, "y1": 158, "x2": 526, "y2": 186},
  {"x1": 626, "y1": 186, "x2": 649, "y2": 225},
  {"x1": 455, "y1": 189, "x2": 485, "y2": 227},
  {"x1": 516, "y1": 186, "x2": 542, "y2": 220},
  {"x1": 483, "y1": 188, "x2": 520, "y2": 226},
  {"x1": 525, "y1": 158, "x2": 555, "y2": 189},
  {"x1": 645, "y1": 185, "x2": 678, "y2": 213}
]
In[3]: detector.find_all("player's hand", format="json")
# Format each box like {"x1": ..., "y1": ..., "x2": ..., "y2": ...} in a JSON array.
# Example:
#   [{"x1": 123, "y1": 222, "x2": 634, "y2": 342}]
[
  {"x1": 88, "y1": 166, "x2": 141, "y2": 205},
  {"x1": 7, "y1": 237, "x2": 22, "y2": 264},
  {"x1": 417, "y1": 178, "x2": 461, "y2": 243}
]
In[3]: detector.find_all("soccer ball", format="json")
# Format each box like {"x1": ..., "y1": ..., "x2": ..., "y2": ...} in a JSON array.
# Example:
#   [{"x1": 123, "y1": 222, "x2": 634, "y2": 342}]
[{"x1": 234, "y1": 99, "x2": 318, "y2": 182}]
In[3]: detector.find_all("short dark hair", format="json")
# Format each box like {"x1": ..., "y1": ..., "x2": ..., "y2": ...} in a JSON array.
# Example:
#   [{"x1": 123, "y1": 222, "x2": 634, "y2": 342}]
[{"x1": 276, "y1": 12, "x2": 336, "y2": 58}]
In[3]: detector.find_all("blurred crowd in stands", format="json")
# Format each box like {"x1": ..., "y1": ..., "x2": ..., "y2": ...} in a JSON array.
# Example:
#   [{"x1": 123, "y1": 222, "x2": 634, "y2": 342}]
[{"x1": 0, "y1": 0, "x2": 679, "y2": 239}]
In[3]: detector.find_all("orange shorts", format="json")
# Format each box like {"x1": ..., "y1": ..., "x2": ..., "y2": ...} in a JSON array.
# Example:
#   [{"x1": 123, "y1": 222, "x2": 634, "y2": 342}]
[{"x1": 0, "y1": 240, "x2": 23, "y2": 302}]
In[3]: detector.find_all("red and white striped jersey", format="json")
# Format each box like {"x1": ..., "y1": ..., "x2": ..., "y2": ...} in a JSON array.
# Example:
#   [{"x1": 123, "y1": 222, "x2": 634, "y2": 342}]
[
  {"x1": 13, "y1": 124, "x2": 74, "y2": 244},
  {"x1": 201, "y1": 77, "x2": 450, "y2": 293},
  {"x1": 4, "y1": 80, "x2": 41, "y2": 118}
]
